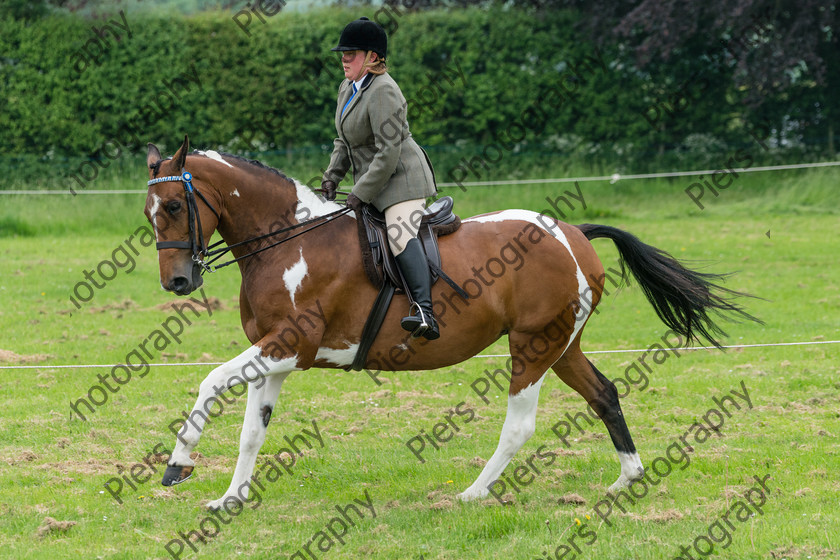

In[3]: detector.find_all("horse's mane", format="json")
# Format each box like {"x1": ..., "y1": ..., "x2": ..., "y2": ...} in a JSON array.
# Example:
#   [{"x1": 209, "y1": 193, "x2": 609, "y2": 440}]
[
  {"x1": 192, "y1": 150, "x2": 291, "y2": 181},
  {"x1": 149, "y1": 150, "x2": 294, "y2": 186}
]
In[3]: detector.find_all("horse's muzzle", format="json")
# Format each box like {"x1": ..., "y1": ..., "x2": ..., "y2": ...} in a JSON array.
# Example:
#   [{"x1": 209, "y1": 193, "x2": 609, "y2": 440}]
[{"x1": 165, "y1": 263, "x2": 203, "y2": 295}]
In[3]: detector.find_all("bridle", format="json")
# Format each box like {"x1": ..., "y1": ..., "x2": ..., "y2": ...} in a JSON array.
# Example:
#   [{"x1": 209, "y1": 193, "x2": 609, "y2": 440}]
[
  {"x1": 147, "y1": 168, "x2": 351, "y2": 274},
  {"x1": 148, "y1": 170, "x2": 218, "y2": 273}
]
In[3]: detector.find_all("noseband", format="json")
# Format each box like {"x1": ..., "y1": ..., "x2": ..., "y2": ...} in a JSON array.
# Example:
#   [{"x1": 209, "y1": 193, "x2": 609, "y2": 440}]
[{"x1": 147, "y1": 169, "x2": 221, "y2": 273}]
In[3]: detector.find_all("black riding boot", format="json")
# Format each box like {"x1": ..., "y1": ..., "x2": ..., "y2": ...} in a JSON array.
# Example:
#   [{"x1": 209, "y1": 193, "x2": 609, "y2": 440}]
[{"x1": 395, "y1": 238, "x2": 440, "y2": 340}]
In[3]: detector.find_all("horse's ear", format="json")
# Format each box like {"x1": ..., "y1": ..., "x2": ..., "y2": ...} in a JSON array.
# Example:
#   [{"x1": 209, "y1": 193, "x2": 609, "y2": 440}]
[
  {"x1": 147, "y1": 143, "x2": 161, "y2": 170},
  {"x1": 172, "y1": 135, "x2": 190, "y2": 171}
]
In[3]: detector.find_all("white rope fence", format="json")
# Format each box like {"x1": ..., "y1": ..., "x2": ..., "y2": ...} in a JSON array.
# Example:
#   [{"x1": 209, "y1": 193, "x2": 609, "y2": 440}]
[
  {"x1": 1, "y1": 339, "x2": 836, "y2": 370},
  {"x1": 2, "y1": 160, "x2": 839, "y2": 195},
  {"x1": 477, "y1": 339, "x2": 840, "y2": 359}
]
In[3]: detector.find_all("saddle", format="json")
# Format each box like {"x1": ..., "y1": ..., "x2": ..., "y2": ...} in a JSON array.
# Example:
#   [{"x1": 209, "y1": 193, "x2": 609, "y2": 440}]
[
  {"x1": 358, "y1": 196, "x2": 461, "y2": 290},
  {"x1": 349, "y1": 196, "x2": 463, "y2": 371}
]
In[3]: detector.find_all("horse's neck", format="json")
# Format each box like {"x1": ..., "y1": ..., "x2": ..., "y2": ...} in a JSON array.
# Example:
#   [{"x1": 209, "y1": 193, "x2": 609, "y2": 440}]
[{"x1": 212, "y1": 166, "x2": 345, "y2": 257}]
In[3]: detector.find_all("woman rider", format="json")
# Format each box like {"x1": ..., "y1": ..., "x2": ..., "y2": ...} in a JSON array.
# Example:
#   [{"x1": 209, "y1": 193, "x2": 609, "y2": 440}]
[{"x1": 320, "y1": 17, "x2": 440, "y2": 340}]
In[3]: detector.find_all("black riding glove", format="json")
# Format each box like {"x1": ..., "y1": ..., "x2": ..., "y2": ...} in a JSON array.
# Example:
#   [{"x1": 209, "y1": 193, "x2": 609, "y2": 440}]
[
  {"x1": 346, "y1": 193, "x2": 364, "y2": 211},
  {"x1": 321, "y1": 180, "x2": 337, "y2": 201}
]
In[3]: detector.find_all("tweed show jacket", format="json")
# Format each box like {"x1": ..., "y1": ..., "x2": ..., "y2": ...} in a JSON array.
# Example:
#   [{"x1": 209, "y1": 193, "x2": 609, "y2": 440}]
[{"x1": 323, "y1": 72, "x2": 437, "y2": 211}]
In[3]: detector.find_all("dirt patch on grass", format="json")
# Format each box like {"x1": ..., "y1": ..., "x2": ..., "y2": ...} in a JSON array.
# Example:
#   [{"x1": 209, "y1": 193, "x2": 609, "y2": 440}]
[
  {"x1": 469, "y1": 456, "x2": 487, "y2": 468},
  {"x1": 89, "y1": 299, "x2": 137, "y2": 313},
  {"x1": 557, "y1": 493, "x2": 586, "y2": 505},
  {"x1": 36, "y1": 517, "x2": 77, "y2": 538},
  {"x1": 429, "y1": 498, "x2": 454, "y2": 510},
  {"x1": 769, "y1": 545, "x2": 837, "y2": 559},
  {"x1": 155, "y1": 296, "x2": 224, "y2": 312},
  {"x1": 0, "y1": 349, "x2": 52, "y2": 364},
  {"x1": 426, "y1": 489, "x2": 456, "y2": 509},
  {"x1": 31, "y1": 451, "x2": 220, "y2": 476},
  {"x1": 627, "y1": 508, "x2": 683, "y2": 522},
  {"x1": 3, "y1": 450, "x2": 39, "y2": 465},
  {"x1": 35, "y1": 458, "x2": 122, "y2": 475}
]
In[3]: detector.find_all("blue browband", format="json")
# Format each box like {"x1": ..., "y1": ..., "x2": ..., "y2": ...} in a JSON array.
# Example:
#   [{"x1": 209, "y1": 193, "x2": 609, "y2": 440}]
[{"x1": 148, "y1": 171, "x2": 193, "y2": 191}]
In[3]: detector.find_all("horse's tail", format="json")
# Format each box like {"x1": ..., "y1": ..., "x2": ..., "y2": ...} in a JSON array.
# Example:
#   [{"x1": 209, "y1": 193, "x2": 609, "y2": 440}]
[{"x1": 576, "y1": 223, "x2": 762, "y2": 348}]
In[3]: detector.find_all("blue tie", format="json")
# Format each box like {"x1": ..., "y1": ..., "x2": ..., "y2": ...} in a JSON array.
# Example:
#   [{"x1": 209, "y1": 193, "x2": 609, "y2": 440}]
[{"x1": 341, "y1": 83, "x2": 357, "y2": 116}]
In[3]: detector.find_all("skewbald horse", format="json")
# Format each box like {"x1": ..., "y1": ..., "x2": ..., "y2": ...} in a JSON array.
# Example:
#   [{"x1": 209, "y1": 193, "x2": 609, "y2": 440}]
[{"x1": 145, "y1": 137, "x2": 756, "y2": 509}]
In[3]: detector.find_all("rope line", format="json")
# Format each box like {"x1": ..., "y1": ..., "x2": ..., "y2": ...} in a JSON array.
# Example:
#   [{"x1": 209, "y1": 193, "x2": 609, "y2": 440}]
[
  {"x1": 437, "y1": 160, "x2": 840, "y2": 188},
  {"x1": 1, "y1": 189, "x2": 149, "y2": 195},
  {"x1": 1, "y1": 339, "x2": 835, "y2": 370},
  {"x1": 476, "y1": 339, "x2": 840, "y2": 359},
  {"x1": 3, "y1": 160, "x2": 839, "y2": 195}
]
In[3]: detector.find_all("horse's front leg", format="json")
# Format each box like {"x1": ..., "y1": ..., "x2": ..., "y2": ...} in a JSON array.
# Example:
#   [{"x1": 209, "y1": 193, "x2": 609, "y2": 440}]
[
  {"x1": 205, "y1": 372, "x2": 288, "y2": 510},
  {"x1": 162, "y1": 345, "x2": 298, "y2": 486}
]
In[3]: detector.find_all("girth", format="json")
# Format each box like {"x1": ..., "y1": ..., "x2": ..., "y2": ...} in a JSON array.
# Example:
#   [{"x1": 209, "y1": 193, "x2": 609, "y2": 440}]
[{"x1": 349, "y1": 196, "x2": 463, "y2": 371}]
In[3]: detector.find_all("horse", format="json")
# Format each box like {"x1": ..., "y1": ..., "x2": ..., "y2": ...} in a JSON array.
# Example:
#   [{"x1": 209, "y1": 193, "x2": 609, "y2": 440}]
[{"x1": 145, "y1": 136, "x2": 757, "y2": 509}]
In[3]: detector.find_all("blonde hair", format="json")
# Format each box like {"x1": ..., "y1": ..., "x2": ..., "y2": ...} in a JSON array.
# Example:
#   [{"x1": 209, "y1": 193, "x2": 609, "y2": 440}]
[{"x1": 362, "y1": 50, "x2": 388, "y2": 76}]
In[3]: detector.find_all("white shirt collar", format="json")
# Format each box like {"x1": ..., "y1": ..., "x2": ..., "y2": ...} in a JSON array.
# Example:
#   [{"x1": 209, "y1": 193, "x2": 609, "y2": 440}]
[{"x1": 353, "y1": 73, "x2": 369, "y2": 91}]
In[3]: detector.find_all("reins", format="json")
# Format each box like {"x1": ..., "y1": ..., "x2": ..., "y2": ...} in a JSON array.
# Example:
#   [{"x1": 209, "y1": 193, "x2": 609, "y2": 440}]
[
  {"x1": 148, "y1": 170, "x2": 351, "y2": 274},
  {"x1": 203, "y1": 206, "x2": 351, "y2": 271}
]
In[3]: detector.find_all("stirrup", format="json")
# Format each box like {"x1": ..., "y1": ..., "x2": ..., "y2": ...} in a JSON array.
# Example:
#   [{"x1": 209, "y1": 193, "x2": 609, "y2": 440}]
[
  {"x1": 400, "y1": 303, "x2": 439, "y2": 340},
  {"x1": 401, "y1": 303, "x2": 429, "y2": 336}
]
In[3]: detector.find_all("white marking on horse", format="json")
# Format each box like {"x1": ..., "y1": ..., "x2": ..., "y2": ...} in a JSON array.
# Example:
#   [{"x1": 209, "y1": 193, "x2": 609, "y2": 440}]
[
  {"x1": 293, "y1": 178, "x2": 354, "y2": 220},
  {"x1": 185, "y1": 345, "x2": 298, "y2": 509},
  {"x1": 609, "y1": 451, "x2": 645, "y2": 492},
  {"x1": 230, "y1": 189, "x2": 240, "y2": 197},
  {"x1": 197, "y1": 150, "x2": 234, "y2": 168},
  {"x1": 283, "y1": 248, "x2": 308, "y2": 308},
  {"x1": 459, "y1": 374, "x2": 546, "y2": 500},
  {"x1": 464, "y1": 210, "x2": 592, "y2": 358},
  {"x1": 168, "y1": 345, "x2": 299, "y2": 469},
  {"x1": 149, "y1": 193, "x2": 163, "y2": 238},
  {"x1": 315, "y1": 342, "x2": 360, "y2": 367}
]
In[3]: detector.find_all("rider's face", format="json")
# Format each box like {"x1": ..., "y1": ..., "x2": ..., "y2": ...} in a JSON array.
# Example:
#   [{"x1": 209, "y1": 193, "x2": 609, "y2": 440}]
[{"x1": 340, "y1": 50, "x2": 370, "y2": 81}]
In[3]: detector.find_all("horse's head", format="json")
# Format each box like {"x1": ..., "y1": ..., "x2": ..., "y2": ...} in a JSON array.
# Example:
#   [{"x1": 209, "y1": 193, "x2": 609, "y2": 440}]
[{"x1": 145, "y1": 136, "x2": 220, "y2": 295}]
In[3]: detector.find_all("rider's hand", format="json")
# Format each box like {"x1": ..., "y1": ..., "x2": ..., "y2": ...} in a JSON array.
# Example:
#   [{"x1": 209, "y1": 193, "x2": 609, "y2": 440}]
[
  {"x1": 346, "y1": 193, "x2": 364, "y2": 211},
  {"x1": 321, "y1": 180, "x2": 337, "y2": 201}
]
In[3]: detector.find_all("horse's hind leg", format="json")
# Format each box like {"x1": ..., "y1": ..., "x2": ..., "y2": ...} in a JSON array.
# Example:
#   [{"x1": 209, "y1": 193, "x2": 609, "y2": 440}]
[
  {"x1": 458, "y1": 374, "x2": 546, "y2": 501},
  {"x1": 551, "y1": 348, "x2": 644, "y2": 492},
  {"x1": 458, "y1": 333, "x2": 556, "y2": 501}
]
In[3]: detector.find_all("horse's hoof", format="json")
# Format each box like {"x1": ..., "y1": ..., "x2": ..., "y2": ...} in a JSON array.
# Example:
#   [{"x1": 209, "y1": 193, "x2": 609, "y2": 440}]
[
  {"x1": 205, "y1": 495, "x2": 240, "y2": 511},
  {"x1": 205, "y1": 498, "x2": 224, "y2": 511},
  {"x1": 161, "y1": 464, "x2": 194, "y2": 486},
  {"x1": 457, "y1": 488, "x2": 485, "y2": 502},
  {"x1": 608, "y1": 466, "x2": 645, "y2": 493}
]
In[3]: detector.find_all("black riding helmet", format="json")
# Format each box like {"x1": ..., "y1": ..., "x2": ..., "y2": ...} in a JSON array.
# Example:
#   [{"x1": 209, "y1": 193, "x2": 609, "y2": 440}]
[{"x1": 331, "y1": 16, "x2": 387, "y2": 59}]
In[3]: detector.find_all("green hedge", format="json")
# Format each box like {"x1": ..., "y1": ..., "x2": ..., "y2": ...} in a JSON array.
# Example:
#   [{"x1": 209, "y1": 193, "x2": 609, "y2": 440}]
[{"x1": 0, "y1": 5, "x2": 825, "y2": 189}]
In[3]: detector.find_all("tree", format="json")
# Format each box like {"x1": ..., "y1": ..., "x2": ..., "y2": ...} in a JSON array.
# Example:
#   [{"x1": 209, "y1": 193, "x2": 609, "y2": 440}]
[{"x1": 538, "y1": 0, "x2": 839, "y2": 154}]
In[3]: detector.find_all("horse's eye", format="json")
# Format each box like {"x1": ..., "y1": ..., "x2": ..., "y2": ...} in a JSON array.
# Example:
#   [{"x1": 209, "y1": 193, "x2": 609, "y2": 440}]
[{"x1": 167, "y1": 201, "x2": 182, "y2": 214}]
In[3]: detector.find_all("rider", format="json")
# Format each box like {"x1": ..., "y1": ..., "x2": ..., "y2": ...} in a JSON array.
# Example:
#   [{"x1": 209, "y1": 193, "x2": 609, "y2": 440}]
[{"x1": 321, "y1": 17, "x2": 440, "y2": 340}]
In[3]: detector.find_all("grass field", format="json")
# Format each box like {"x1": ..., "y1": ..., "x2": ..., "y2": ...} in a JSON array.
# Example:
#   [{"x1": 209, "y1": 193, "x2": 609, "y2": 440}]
[{"x1": 0, "y1": 163, "x2": 838, "y2": 560}]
